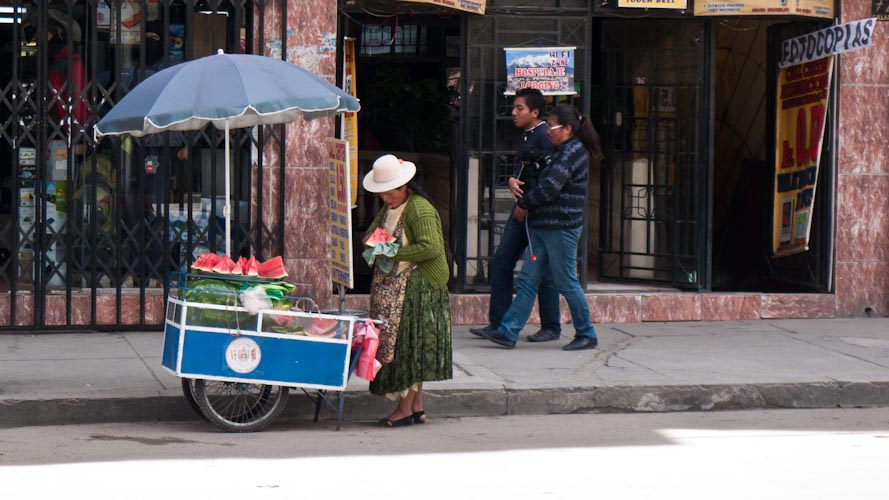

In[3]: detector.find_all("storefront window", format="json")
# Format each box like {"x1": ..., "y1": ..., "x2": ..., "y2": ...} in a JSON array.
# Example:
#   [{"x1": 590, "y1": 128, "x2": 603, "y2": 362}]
[{"x1": 0, "y1": 0, "x2": 287, "y2": 328}]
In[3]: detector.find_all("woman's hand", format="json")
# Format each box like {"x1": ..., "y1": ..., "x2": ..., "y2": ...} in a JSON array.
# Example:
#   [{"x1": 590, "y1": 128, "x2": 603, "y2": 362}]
[{"x1": 508, "y1": 177, "x2": 524, "y2": 201}]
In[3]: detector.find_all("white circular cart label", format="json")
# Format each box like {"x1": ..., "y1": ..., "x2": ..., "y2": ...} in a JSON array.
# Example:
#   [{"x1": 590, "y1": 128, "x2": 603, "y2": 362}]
[{"x1": 225, "y1": 338, "x2": 262, "y2": 374}]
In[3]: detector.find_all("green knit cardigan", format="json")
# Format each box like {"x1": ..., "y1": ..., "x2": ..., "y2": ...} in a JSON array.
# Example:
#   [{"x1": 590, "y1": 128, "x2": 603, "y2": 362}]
[{"x1": 366, "y1": 195, "x2": 450, "y2": 289}]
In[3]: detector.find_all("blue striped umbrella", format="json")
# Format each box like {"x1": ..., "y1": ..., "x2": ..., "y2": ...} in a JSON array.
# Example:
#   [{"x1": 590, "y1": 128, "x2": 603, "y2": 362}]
[{"x1": 95, "y1": 50, "x2": 360, "y2": 257}]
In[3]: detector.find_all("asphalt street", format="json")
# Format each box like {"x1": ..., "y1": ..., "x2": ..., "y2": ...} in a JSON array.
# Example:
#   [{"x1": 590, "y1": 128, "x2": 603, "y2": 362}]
[{"x1": 2, "y1": 408, "x2": 889, "y2": 499}]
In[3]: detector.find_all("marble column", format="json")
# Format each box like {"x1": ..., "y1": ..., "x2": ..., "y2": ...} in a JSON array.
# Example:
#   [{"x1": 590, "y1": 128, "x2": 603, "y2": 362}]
[
  {"x1": 258, "y1": 0, "x2": 338, "y2": 309},
  {"x1": 835, "y1": 1, "x2": 889, "y2": 316}
]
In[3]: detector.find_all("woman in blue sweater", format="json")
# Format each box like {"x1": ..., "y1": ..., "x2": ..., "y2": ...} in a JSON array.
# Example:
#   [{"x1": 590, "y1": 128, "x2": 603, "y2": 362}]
[{"x1": 478, "y1": 103, "x2": 602, "y2": 351}]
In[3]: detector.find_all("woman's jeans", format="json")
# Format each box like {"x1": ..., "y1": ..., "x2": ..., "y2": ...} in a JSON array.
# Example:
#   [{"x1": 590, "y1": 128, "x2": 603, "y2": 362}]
[
  {"x1": 499, "y1": 226, "x2": 596, "y2": 341},
  {"x1": 489, "y1": 215, "x2": 561, "y2": 332}
]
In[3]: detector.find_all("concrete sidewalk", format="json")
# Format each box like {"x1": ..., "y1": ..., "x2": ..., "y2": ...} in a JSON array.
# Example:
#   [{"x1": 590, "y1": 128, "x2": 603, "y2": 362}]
[{"x1": 2, "y1": 318, "x2": 889, "y2": 428}]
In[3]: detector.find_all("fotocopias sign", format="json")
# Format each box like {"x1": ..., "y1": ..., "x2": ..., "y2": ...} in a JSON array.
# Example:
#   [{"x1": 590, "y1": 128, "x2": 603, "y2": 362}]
[{"x1": 771, "y1": 18, "x2": 876, "y2": 257}]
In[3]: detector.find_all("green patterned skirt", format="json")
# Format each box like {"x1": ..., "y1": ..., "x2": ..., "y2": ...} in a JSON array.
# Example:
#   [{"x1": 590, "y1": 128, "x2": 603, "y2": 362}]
[{"x1": 369, "y1": 270, "x2": 452, "y2": 396}]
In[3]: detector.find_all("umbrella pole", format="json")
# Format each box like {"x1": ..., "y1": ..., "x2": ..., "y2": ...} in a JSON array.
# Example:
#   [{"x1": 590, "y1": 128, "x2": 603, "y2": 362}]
[{"x1": 225, "y1": 120, "x2": 232, "y2": 259}]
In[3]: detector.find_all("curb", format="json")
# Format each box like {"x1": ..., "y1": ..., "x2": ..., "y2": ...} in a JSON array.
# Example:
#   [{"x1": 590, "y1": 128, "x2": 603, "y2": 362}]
[{"x1": 3, "y1": 381, "x2": 889, "y2": 429}]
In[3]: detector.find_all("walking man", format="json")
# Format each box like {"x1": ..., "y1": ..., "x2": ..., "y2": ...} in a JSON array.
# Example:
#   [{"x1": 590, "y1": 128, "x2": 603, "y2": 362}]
[{"x1": 470, "y1": 89, "x2": 562, "y2": 343}]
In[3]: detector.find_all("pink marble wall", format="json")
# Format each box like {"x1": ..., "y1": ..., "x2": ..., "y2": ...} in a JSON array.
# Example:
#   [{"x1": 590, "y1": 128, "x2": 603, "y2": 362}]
[
  {"x1": 449, "y1": 294, "x2": 489, "y2": 325},
  {"x1": 836, "y1": 1, "x2": 889, "y2": 317},
  {"x1": 642, "y1": 295, "x2": 702, "y2": 322},
  {"x1": 0, "y1": 294, "x2": 34, "y2": 327},
  {"x1": 71, "y1": 295, "x2": 91, "y2": 326},
  {"x1": 701, "y1": 295, "x2": 761, "y2": 321},
  {"x1": 256, "y1": 0, "x2": 338, "y2": 310},
  {"x1": 588, "y1": 295, "x2": 643, "y2": 324},
  {"x1": 761, "y1": 294, "x2": 837, "y2": 319}
]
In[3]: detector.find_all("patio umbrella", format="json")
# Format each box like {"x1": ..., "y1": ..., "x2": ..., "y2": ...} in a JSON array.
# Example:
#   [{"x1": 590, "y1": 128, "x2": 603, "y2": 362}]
[{"x1": 95, "y1": 49, "x2": 360, "y2": 258}]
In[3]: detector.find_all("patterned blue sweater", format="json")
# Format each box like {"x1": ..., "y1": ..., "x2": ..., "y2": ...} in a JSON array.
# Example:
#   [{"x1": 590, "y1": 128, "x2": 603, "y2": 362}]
[{"x1": 516, "y1": 137, "x2": 588, "y2": 229}]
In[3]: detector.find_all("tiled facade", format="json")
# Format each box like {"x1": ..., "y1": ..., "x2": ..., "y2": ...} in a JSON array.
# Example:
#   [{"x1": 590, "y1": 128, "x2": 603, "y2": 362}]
[
  {"x1": 835, "y1": 0, "x2": 889, "y2": 317},
  {"x1": 4, "y1": 1, "x2": 884, "y2": 328},
  {"x1": 336, "y1": 0, "x2": 888, "y2": 324}
]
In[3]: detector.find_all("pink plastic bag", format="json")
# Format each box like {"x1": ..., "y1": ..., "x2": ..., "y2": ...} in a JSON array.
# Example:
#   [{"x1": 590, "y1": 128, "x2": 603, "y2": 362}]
[{"x1": 353, "y1": 321, "x2": 382, "y2": 381}]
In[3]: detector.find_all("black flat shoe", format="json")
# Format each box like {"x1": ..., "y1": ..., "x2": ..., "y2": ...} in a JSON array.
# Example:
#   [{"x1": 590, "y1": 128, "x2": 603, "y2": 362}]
[
  {"x1": 412, "y1": 411, "x2": 426, "y2": 424},
  {"x1": 469, "y1": 326, "x2": 493, "y2": 337},
  {"x1": 527, "y1": 329, "x2": 560, "y2": 342},
  {"x1": 379, "y1": 415, "x2": 414, "y2": 428},
  {"x1": 479, "y1": 328, "x2": 517, "y2": 348},
  {"x1": 562, "y1": 336, "x2": 599, "y2": 351}
]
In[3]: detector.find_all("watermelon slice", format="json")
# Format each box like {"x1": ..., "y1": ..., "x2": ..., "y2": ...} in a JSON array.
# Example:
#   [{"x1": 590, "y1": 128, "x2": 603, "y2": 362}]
[
  {"x1": 245, "y1": 256, "x2": 259, "y2": 277},
  {"x1": 366, "y1": 227, "x2": 396, "y2": 246},
  {"x1": 211, "y1": 256, "x2": 238, "y2": 274},
  {"x1": 256, "y1": 256, "x2": 288, "y2": 279},
  {"x1": 192, "y1": 253, "x2": 222, "y2": 272},
  {"x1": 231, "y1": 260, "x2": 244, "y2": 276},
  {"x1": 237, "y1": 256, "x2": 249, "y2": 275},
  {"x1": 305, "y1": 317, "x2": 339, "y2": 337},
  {"x1": 191, "y1": 254, "x2": 208, "y2": 271}
]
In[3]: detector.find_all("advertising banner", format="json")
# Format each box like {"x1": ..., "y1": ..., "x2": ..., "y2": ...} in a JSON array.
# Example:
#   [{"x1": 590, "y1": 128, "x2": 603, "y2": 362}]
[
  {"x1": 504, "y1": 47, "x2": 576, "y2": 96},
  {"x1": 341, "y1": 38, "x2": 359, "y2": 206},
  {"x1": 778, "y1": 18, "x2": 876, "y2": 68},
  {"x1": 400, "y1": 0, "x2": 485, "y2": 14},
  {"x1": 327, "y1": 139, "x2": 354, "y2": 288},
  {"x1": 771, "y1": 57, "x2": 833, "y2": 257},
  {"x1": 618, "y1": 0, "x2": 687, "y2": 9},
  {"x1": 876, "y1": 0, "x2": 889, "y2": 21},
  {"x1": 695, "y1": 0, "x2": 834, "y2": 18}
]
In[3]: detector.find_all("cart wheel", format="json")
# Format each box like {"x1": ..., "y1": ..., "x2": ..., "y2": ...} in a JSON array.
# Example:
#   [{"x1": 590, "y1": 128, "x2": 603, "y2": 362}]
[
  {"x1": 193, "y1": 379, "x2": 288, "y2": 433},
  {"x1": 180, "y1": 378, "x2": 208, "y2": 421}
]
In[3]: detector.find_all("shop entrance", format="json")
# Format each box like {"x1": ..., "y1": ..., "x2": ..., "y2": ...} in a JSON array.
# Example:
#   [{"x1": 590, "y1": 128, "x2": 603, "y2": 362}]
[
  {"x1": 597, "y1": 19, "x2": 711, "y2": 289},
  {"x1": 710, "y1": 19, "x2": 834, "y2": 292},
  {"x1": 340, "y1": 11, "x2": 461, "y2": 292}
]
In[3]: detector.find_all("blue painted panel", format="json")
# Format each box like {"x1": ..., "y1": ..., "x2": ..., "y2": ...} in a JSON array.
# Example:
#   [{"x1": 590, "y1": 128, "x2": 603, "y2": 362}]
[
  {"x1": 180, "y1": 329, "x2": 349, "y2": 388},
  {"x1": 162, "y1": 324, "x2": 181, "y2": 371}
]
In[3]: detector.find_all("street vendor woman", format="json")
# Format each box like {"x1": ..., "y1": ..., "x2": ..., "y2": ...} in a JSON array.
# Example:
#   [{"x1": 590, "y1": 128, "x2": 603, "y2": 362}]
[{"x1": 362, "y1": 154, "x2": 453, "y2": 428}]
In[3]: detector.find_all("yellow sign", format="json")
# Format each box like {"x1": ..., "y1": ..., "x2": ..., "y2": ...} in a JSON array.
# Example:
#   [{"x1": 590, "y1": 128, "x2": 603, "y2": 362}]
[
  {"x1": 327, "y1": 139, "x2": 354, "y2": 288},
  {"x1": 618, "y1": 0, "x2": 687, "y2": 9},
  {"x1": 695, "y1": 0, "x2": 834, "y2": 18},
  {"x1": 341, "y1": 38, "x2": 359, "y2": 206},
  {"x1": 400, "y1": 0, "x2": 486, "y2": 15},
  {"x1": 771, "y1": 57, "x2": 833, "y2": 257}
]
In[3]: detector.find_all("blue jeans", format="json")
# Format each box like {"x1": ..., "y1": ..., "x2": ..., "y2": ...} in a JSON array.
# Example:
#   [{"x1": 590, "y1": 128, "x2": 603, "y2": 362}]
[
  {"x1": 489, "y1": 215, "x2": 560, "y2": 332},
  {"x1": 499, "y1": 226, "x2": 596, "y2": 341}
]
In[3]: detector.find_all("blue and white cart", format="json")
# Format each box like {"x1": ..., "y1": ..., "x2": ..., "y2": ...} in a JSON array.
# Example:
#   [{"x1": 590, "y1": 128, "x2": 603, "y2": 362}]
[{"x1": 162, "y1": 272, "x2": 370, "y2": 432}]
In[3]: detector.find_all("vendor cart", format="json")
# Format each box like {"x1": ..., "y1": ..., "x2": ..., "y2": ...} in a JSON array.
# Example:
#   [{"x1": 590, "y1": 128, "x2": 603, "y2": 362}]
[{"x1": 161, "y1": 271, "x2": 374, "y2": 432}]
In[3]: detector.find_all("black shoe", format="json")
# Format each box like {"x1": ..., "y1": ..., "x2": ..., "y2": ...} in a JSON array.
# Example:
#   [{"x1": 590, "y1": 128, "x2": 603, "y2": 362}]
[
  {"x1": 479, "y1": 328, "x2": 517, "y2": 348},
  {"x1": 469, "y1": 325, "x2": 494, "y2": 338},
  {"x1": 527, "y1": 329, "x2": 561, "y2": 343},
  {"x1": 379, "y1": 415, "x2": 414, "y2": 428},
  {"x1": 562, "y1": 336, "x2": 598, "y2": 351}
]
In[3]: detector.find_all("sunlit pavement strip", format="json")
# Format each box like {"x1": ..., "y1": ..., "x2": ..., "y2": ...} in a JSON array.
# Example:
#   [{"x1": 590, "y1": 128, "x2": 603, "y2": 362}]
[{"x1": 2, "y1": 429, "x2": 888, "y2": 499}]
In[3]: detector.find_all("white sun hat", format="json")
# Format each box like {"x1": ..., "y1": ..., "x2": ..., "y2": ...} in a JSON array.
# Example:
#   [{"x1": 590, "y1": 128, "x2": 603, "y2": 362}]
[{"x1": 363, "y1": 154, "x2": 417, "y2": 193}]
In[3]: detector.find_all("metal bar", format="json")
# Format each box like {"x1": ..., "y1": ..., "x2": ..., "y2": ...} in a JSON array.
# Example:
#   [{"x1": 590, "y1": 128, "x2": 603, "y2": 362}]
[
  {"x1": 255, "y1": 0, "x2": 265, "y2": 256},
  {"x1": 277, "y1": 0, "x2": 287, "y2": 258},
  {"x1": 34, "y1": 1, "x2": 49, "y2": 327},
  {"x1": 9, "y1": 0, "x2": 23, "y2": 327},
  {"x1": 700, "y1": 20, "x2": 714, "y2": 290},
  {"x1": 454, "y1": 12, "x2": 469, "y2": 292}
]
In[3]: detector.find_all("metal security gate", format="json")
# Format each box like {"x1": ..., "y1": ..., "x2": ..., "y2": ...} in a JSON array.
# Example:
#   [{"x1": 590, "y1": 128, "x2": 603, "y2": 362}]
[
  {"x1": 457, "y1": 2, "x2": 592, "y2": 292},
  {"x1": 0, "y1": 0, "x2": 288, "y2": 329},
  {"x1": 598, "y1": 19, "x2": 711, "y2": 289}
]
